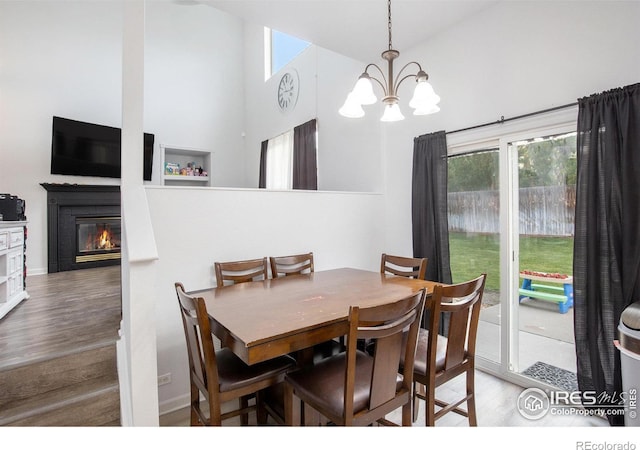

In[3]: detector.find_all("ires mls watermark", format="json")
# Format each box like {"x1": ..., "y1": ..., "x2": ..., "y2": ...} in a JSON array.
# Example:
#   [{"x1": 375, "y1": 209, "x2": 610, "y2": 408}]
[{"x1": 516, "y1": 386, "x2": 638, "y2": 420}]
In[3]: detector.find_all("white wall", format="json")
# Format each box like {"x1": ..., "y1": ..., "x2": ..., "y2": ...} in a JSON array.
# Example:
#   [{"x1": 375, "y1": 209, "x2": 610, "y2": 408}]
[
  {"x1": 145, "y1": 186, "x2": 384, "y2": 412},
  {"x1": 144, "y1": 2, "x2": 245, "y2": 188},
  {"x1": 381, "y1": 0, "x2": 640, "y2": 257},
  {"x1": 0, "y1": 1, "x2": 247, "y2": 273},
  {"x1": 0, "y1": 0, "x2": 124, "y2": 274},
  {"x1": 241, "y1": 22, "x2": 384, "y2": 192}
]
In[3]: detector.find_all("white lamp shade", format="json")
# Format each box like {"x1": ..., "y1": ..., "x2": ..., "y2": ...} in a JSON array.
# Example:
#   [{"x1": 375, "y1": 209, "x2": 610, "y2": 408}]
[
  {"x1": 413, "y1": 104, "x2": 441, "y2": 115},
  {"x1": 409, "y1": 80, "x2": 441, "y2": 110},
  {"x1": 352, "y1": 76, "x2": 377, "y2": 105},
  {"x1": 339, "y1": 92, "x2": 365, "y2": 118},
  {"x1": 380, "y1": 103, "x2": 405, "y2": 122}
]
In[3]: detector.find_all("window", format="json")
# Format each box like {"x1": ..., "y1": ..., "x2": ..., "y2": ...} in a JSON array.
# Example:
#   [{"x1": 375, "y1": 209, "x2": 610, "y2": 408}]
[
  {"x1": 265, "y1": 27, "x2": 310, "y2": 79},
  {"x1": 260, "y1": 119, "x2": 318, "y2": 190},
  {"x1": 265, "y1": 130, "x2": 294, "y2": 190}
]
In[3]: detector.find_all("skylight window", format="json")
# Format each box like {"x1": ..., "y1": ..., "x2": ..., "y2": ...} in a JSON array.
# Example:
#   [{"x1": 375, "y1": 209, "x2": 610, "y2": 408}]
[{"x1": 265, "y1": 27, "x2": 310, "y2": 79}]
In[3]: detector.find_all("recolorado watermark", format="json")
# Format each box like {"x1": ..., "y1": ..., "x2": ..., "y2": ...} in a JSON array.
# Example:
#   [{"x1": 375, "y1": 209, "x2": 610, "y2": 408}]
[
  {"x1": 516, "y1": 386, "x2": 637, "y2": 420},
  {"x1": 575, "y1": 443, "x2": 636, "y2": 450}
]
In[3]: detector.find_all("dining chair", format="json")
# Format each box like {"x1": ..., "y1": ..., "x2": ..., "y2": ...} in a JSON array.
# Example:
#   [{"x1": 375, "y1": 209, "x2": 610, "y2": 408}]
[
  {"x1": 283, "y1": 289, "x2": 426, "y2": 426},
  {"x1": 402, "y1": 274, "x2": 486, "y2": 426},
  {"x1": 175, "y1": 282, "x2": 296, "y2": 426},
  {"x1": 380, "y1": 253, "x2": 428, "y2": 280},
  {"x1": 269, "y1": 251, "x2": 342, "y2": 365},
  {"x1": 269, "y1": 252, "x2": 314, "y2": 278},
  {"x1": 214, "y1": 257, "x2": 269, "y2": 287}
]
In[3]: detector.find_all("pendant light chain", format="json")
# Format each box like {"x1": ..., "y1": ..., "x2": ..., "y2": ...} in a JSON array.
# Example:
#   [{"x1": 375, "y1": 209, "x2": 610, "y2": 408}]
[{"x1": 387, "y1": 0, "x2": 393, "y2": 50}]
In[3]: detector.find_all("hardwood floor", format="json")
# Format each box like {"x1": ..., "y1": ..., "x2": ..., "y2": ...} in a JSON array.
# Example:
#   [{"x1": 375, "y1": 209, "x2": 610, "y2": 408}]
[
  {"x1": 159, "y1": 368, "x2": 608, "y2": 427},
  {"x1": 2, "y1": 265, "x2": 607, "y2": 428},
  {"x1": 0, "y1": 266, "x2": 122, "y2": 426}
]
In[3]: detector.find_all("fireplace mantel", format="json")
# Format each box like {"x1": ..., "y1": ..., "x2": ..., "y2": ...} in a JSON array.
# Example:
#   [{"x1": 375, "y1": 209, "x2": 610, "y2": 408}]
[{"x1": 41, "y1": 184, "x2": 121, "y2": 273}]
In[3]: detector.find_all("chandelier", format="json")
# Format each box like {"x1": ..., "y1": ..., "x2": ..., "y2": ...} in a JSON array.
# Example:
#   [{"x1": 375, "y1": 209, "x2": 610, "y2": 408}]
[{"x1": 339, "y1": 0, "x2": 440, "y2": 122}]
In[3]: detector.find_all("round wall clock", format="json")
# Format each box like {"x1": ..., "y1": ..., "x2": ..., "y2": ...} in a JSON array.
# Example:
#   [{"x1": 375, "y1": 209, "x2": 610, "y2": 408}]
[{"x1": 277, "y1": 70, "x2": 299, "y2": 112}]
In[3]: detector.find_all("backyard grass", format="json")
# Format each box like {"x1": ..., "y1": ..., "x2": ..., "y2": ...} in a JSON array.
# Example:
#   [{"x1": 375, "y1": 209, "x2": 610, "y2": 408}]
[{"x1": 449, "y1": 232, "x2": 574, "y2": 292}]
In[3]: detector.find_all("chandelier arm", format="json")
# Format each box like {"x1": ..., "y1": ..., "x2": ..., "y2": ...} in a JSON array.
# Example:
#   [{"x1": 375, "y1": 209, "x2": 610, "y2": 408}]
[
  {"x1": 392, "y1": 61, "x2": 423, "y2": 93},
  {"x1": 365, "y1": 63, "x2": 389, "y2": 96}
]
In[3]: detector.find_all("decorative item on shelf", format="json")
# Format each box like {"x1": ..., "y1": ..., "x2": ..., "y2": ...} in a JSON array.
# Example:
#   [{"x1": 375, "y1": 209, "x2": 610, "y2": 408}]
[
  {"x1": 165, "y1": 162, "x2": 180, "y2": 175},
  {"x1": 339, "y1": 0, "x2": 440, "y2": 122}
]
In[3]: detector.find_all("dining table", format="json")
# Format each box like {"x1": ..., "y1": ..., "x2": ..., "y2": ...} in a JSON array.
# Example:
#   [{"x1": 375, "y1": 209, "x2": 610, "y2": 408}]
[{"x1": 189, "y1": 267, "x2": 440, "y2": 366}]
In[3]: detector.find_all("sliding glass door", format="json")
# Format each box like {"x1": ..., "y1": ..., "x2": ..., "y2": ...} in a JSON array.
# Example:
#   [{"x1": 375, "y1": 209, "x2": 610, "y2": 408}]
[
  {"x1": 447, "y1": 116, "x2": 578, "y2": 391},
  {"x1": 448, "y1": 148, "x2": 502, "y2": 364},
  {"x1": 511, "y1": 131, "x2": 577, "y2": 390}
]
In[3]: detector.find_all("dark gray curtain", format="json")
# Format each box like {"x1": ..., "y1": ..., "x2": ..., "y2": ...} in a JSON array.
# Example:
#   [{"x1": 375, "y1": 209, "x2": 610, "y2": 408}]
[
  {"x1": 412, "y1": 130, "x2": 452, "y2": 284},
  {"x1": 258, "y1": 139, "x2": 268, "y2": 188},
  {"x1": 574, "y1": 83, "x2": 640, "y2": 426},
  {"x1": 293, "y1": 119, "x2": 318, "y2": 190}
]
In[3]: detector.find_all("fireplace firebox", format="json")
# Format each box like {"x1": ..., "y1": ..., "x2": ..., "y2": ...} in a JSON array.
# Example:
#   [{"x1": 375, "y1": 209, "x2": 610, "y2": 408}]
[
  {"x1": 41, "y1": 184, "x2": 121, "y2": 272},
  {"x1": 75, "y1": 216, "x2": 121, "y2": 264}
]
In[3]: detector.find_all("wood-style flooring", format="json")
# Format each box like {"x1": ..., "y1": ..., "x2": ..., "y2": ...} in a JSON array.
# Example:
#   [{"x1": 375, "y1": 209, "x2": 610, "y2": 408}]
[{"x1": 0, "y1": 266, "x2": 122, "y2": 426}]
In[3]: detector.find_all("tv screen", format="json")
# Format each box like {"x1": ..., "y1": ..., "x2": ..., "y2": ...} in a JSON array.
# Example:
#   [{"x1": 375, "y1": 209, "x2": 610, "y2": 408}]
[{"x1": 51, "y1": 116, "x2": 154, "y2": 181}]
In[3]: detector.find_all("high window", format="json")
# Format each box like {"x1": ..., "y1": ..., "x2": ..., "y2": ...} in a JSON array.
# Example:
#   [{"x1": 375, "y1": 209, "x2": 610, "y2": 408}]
[{"x1": 265, "y1": 27, "x2": 310, "y2": 79}]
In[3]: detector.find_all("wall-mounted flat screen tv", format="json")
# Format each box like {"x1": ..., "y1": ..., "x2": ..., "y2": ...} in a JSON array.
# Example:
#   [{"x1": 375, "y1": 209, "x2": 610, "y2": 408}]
[{"x1": 51, "y1": 116, "x2": 154, "y2": 181}]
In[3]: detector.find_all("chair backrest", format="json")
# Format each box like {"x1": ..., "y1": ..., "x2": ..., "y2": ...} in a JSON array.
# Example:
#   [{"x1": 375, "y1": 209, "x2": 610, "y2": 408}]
[
  {"x1": 174, "y1": 282, "x2": 220, "y2": 404},
  {"x1": 380, "y1": 253, "x2": 428, "y2": 280},
  {"x1": 214, "y1": 257, "x2": 269, "y2": 287},
  {"x1": 426, "y1": 274, "x2": 486, "y2": 372},
  {"x1": 269, "y1": 252, "x2": 314, "y2": 278},
  {"x1": 344, "y1": 289, "x2": 426, "y2": 419}
]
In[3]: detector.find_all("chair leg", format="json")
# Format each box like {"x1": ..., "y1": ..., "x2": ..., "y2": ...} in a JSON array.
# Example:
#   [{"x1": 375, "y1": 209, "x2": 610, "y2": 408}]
[
  {"x1": 240, "y1": 396, "x2": 249, "y2": 425},
  {"x1": 303, "y1": 403, "x2": 320, "y2": 426},
  {"x1": 402, "y1": 401, "x2": 412, "y2": 426},
  {"x1": 412, "y1": 381, "x2": 423, "y2": 423},
  {"x1": 256, "y1": 391, "x2": 268, "y2": 425},
  {"x1": 466, "y1": 369, "x2": 477, "y2": 426},
  {"x1": 284, "y1": 383, "x2": 301, "y2": 426},
  {"x1": 425, "y1": 383, "x2": 436, "y2": 426},
  {"x1": 190, "y1": 384, "x2": 202, "y2": 426}
]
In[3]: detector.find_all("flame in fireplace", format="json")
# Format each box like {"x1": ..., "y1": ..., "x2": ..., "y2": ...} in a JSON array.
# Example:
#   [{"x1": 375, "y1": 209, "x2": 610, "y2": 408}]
[{"x1": 85, "y1": 225, "x2": 119, "y2": 251}]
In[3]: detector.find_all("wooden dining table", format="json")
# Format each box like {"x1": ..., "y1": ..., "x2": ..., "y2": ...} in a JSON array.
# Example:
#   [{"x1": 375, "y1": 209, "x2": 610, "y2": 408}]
[{"x1": 189, "y1": 267, "x2": 439, "y2": 366}]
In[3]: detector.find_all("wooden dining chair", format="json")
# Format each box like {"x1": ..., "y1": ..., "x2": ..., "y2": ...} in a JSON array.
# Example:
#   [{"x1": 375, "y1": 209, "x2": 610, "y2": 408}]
[
  {"x1": 214, "y1": 257, "x2": 269, "y2": 287},
  {"x1": 175, "y1": 282, "x2": 296, "y2": 426},
  {"x1": 283, "y1": 289, "x2": 426, "y2": 426},
  {"x1": 380, "y1": 253, "x2": 428, "y2": 280},
  {"x1": 269, "y1": 252, "x2": 314, "y2": 278},
  {"x1": 269, "y1": 251, "x2": 342, "y2": 365},
  {"x1": 402, "y1": 274, "x2": 486, "y2": 426}
]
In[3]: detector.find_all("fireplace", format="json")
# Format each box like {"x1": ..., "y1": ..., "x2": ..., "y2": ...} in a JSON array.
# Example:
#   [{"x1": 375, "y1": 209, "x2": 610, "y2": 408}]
[
  {"x1": 75, "y1": 216, "x2": 121, "y2": 264},
  {"x1": 41, "y1": 184, "x2": 121, "y2": 272}
]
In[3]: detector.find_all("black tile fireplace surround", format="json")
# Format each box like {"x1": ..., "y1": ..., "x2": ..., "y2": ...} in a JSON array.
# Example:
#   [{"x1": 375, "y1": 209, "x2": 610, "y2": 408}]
[{"x1": 41, "y1": 183, "x2": 121, "y2": 273}]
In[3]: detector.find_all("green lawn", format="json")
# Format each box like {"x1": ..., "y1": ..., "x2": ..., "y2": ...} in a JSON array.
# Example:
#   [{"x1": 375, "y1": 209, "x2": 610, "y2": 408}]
[{"x1": 449, "y1": 232, "x2": 574, "y2": 291}]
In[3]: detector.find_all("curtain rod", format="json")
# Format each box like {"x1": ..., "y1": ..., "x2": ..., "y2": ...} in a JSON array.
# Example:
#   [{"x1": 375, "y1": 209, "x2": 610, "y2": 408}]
[{"x1": 446, "y1": 102, "x2": 578, "y2": 135}]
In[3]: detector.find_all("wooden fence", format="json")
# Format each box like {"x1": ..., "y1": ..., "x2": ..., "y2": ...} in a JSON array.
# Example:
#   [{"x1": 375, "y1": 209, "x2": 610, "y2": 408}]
[{"x1": 448, "y1": 185, "x2": 576, "y2": 236}]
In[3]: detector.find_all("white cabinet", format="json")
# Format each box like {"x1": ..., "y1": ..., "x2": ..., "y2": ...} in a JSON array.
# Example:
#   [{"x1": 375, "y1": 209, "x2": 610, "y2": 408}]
[
  {"x1": 161, "y1": 145, "x2": 212, "y2": 186},
  {"x1": 0, "y1": 222, "x2": 28, "y2": 320}
]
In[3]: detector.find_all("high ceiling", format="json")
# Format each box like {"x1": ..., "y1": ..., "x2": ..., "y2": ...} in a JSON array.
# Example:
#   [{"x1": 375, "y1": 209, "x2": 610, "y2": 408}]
[{"x1": 196, "y1": 0, "x2": 499, "y2": 62}]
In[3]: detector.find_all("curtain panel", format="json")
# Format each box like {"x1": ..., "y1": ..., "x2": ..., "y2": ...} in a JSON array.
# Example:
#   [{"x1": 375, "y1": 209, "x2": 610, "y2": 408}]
[
  {"x1": 293, "y1": 119, "x2": 318, "y2": 190},
  {"x1": 258, "y1": 140, "x2": 268, "y2": 188},
  {"x1": 574, "y1": 83, "x2": 640, "y2": 425},
  {"x1": 412, "y1": 131, "x2": 452, "y2": 285}
]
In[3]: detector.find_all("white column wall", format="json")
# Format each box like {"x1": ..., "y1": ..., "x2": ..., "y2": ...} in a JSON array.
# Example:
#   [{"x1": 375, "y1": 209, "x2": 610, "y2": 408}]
[{"x1": 145, "y1": 186, "x2": 384, "y2": 412}]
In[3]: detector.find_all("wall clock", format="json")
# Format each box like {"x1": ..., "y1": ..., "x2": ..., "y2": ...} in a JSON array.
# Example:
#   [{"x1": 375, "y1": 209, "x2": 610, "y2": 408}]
[{"x1": 277, "y1": 70, "x2": 299, "y2": 112}]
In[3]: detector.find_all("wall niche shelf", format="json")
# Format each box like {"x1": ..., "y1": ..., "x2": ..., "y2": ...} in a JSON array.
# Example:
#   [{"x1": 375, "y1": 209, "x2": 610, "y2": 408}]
[{"x1": 161, "y1": 145, "x2": 212, "y2": 187}]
